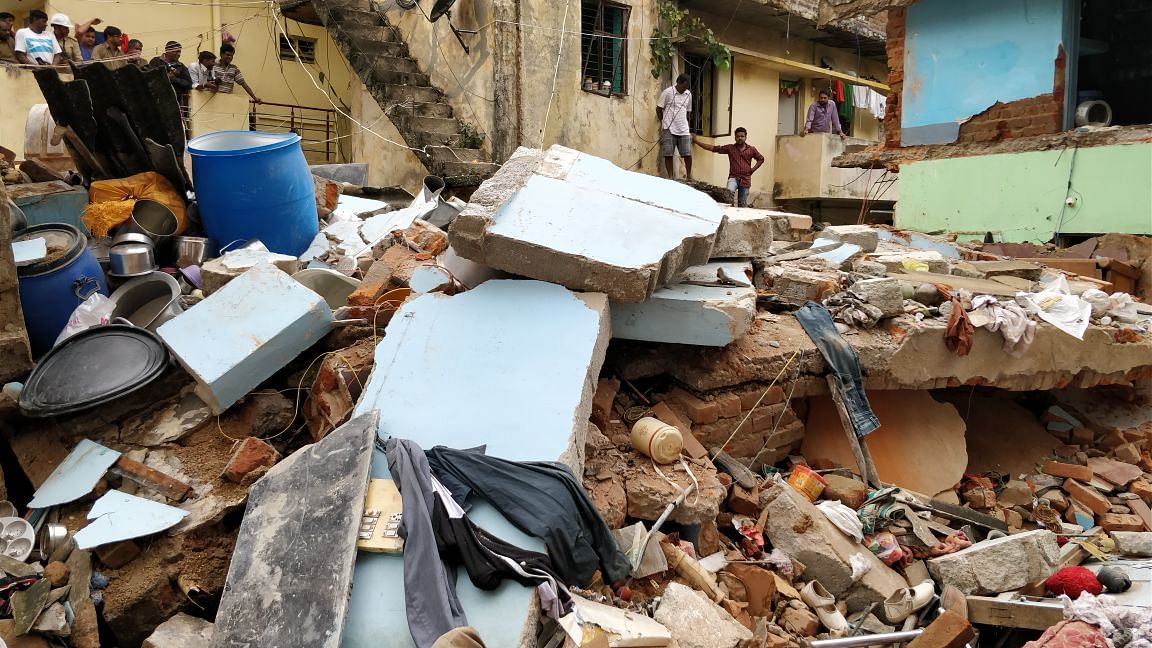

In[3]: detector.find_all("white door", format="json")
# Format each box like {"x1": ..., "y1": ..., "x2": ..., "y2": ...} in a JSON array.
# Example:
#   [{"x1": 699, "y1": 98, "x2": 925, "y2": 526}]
[{"x1": 778, "y1": 78, "x2": 799, "y2": 135}]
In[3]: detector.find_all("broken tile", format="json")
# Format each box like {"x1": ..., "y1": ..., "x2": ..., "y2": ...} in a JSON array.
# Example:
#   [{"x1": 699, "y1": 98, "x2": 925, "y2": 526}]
[
  {"x1": 611, "y1": 262, "x2": 756, "y2": 347},
  {"x1": 561, "y1": 596, "x2": 672, "y2": 646},
  {"x1": 28, "y1": 440, "x2": 121, "y2": 509},
  {"x1": 72, "y1": 490, "x2": 189, "y2": 550},
  {"x1": 143, "y1": 613, "x2": 214, "y2": 648},
  {"x1": 210, "y1": 412, "x2": 376, "y2": 648},
  {"x1": 158, "y1": 264, "x2": 334, "y2": 414},
  {"x1": 11, "y1": 578, "x2": 50, "y2": 636},
  {"x1": 450, "y1": 146, "x2": 724, "y2": 303}
]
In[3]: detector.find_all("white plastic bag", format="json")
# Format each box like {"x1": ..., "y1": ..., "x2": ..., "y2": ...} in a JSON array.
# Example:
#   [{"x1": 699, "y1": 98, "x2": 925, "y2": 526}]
[
  {"x1": 1016, "y1": 275, "x2": 1091, "y2": 340},
  {"x1": 816, "y1": 499, "x2": 865, "y2": 542},
  {"x1": 55, "y1": 293, "x2": 116, "y2": 345}
]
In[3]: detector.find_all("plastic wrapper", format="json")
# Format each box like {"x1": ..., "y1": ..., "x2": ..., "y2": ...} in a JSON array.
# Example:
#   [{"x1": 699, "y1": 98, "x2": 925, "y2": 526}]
[{"x1": 55, "y1": 293, "x2": 115, "y2": 345}]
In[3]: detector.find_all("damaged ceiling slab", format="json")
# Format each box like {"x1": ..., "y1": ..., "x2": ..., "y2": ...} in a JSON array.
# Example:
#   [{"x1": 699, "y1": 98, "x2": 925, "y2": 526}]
[{"x1": 449, "y1": 146, "x2": 724, "y2": 303}]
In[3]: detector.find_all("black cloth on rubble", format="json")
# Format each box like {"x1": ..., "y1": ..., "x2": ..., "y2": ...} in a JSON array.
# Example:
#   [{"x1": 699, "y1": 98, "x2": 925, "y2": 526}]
[{"x1": 425, "y1": 445, "x2": 632, "y2": 586}]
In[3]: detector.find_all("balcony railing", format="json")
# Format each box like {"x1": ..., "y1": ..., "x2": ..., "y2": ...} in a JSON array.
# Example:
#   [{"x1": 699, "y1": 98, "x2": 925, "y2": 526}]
[{"x1": 248, "y1": 100, "x2": 340, "y2": 164}]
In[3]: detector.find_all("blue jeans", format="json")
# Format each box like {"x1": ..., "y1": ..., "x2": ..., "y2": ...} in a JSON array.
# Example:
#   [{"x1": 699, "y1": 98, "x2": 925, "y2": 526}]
[
  {"x1": 795, "y1": 302, "x2": 881, "y2": 437},
  {"x1": 726, "y1": 178, "x2": 749, "y2": 207}
]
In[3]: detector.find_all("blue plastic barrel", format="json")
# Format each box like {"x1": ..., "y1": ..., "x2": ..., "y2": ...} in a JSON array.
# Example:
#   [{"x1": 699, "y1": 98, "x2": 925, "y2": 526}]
[
  {"x1": 14, "y1": 224, "x2": 109, "y2": 357},
  {"x1": 187, "y1": 131, "x2": 319, "y2": 256}
]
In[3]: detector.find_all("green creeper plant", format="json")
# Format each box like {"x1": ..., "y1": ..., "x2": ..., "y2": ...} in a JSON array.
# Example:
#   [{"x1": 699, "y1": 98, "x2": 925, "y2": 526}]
[
  {"x1": 458, "y1": 121, "x2": 486, "y2": 149},
  {"x1": 650, "y1": 0, "x2": 731, "y2": 79}
]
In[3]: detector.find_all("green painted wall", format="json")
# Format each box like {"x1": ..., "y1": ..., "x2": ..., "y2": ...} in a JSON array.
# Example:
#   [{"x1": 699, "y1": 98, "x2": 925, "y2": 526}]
[{"x1": 896, "y1": 144, "x2": 1152, "y2": 242}]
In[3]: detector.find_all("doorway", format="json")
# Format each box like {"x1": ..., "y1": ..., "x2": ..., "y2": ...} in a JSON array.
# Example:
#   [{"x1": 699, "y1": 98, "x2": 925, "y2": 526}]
[{"x1": 777, "y1": 78, "x2": 799, "y2": 135}]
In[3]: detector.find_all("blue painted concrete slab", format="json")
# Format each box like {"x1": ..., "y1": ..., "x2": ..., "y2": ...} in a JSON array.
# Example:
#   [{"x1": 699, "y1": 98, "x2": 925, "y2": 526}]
[
  {"x1": 28, "y1": 440, "x2": 121, "y2": 509},
  {"x1": 158, "y1": 264, "x2": 333, "y2": 414},
  {"x1": 344, "y1": 279, "x2": 611, "y2": 648}
]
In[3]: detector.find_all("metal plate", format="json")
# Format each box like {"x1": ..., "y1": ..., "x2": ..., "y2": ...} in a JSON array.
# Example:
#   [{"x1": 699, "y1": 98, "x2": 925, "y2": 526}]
[{"x1": 19, "y1": 324, "x2": 169, "y2": 417}]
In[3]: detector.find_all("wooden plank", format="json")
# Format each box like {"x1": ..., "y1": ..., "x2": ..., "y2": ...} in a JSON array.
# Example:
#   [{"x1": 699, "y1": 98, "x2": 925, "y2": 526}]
[
  {"x1": 1015, "y1": 258, "x2": 1101, "y2": 279},
  {"x1": 966, "y1": 596, "x2": 1064, "y2": 630},
  {"x1": 825, "y1": 375, "x2": 880, "y2": 488},
  {"x1": 356, "y1": 479, "x2": 404, "y2": 554},
  {"x1": 888, "y1": 271, "x2": 1017, "y2": 297},
  {"x1": 1130, "y1": 498, "x2": 1152, "y2": 532},
  {"x1": 110, "y1": 456, "x2": 192, "y2": 502}
]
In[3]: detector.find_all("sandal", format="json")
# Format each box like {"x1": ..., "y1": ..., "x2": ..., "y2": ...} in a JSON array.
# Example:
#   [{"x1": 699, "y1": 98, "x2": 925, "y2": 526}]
[{"x1": 800, "y1": 580, "x2": 849, "y2": 634}]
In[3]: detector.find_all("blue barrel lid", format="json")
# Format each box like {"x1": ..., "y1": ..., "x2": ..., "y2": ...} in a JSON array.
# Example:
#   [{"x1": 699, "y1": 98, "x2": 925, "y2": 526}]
[
  {"x1": 13, "y1": 223, "x2": 85, "y2": 277},
  {"x1": 187, "y1": 130, "x2": 302, "y2": 157}
]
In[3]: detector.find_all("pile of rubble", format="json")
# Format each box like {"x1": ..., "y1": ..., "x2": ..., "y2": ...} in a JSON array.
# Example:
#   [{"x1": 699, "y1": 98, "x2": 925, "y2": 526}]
[{"x1": 0, "y1": 135, "x2": 1150, "y2": 648}]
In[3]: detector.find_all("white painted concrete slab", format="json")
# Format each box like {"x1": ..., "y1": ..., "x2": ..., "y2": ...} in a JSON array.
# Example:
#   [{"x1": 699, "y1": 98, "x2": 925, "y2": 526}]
[
  {"x1": 159, "y1": 264, "x2": 334, "y2": 414},
  {"x1": 712, "y1": 207, "x2": 794, "y2": 258},
  {"x1": 451, "y1": 146, "x2": 724, "y2": 303},
  {"x1": 344, "y1": 279, "x2": 611, "y2": 648},
  {"x1": 29, "y1": 440, "x2": 121, "y2": 509},
  {"x1": 611, "y1": 261, "x2": 756, "y2": 347},
  {"x1": 73, "y1": 490, "x2": 188, "y2": 549}
]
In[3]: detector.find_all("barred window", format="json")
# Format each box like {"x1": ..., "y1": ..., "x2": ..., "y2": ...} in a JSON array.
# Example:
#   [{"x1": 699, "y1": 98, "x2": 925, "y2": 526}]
[
  {"x1": 581, "y1": 1, "x2": 629, "y2": 94},
  {"x1": 279, "y1": 35, "x2": 317, "y2": 64}
]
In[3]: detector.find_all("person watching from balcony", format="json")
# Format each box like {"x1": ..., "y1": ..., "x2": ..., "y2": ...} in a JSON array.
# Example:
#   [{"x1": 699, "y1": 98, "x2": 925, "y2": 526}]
[
  {"x1": 151, "y1": 41, "x2": 192, "y2": 92},
  {"x1": 14, "y1": 10, "x2": 63, "y2": 66},
  {"x1": 125, "y1": 39, "x2": 145, "y2": 67},
  {"x1": 692, "y1": 127, "x2": 765, "y2": 208},
  {"x1": 190, "y1": 50, "x2": 217, "y2": 90},
  {"x1": 212, "y1": 43, "x2": 261, "y2": 103},
  {"x1": 91, "y1": 25, "x2": 126, "y2": 69},
  {"x1": 0, "y1": 13, "x2": 18, "y2": 64},
  {"x1": 74, "y1": 18, "x2": 101, "y2": 61},
  {"x1": 801, "y1": 88, "x2": 845, "y2": 140},
  {"x1": 50, "y1": 13, "x2": 81, "y2": 64}
]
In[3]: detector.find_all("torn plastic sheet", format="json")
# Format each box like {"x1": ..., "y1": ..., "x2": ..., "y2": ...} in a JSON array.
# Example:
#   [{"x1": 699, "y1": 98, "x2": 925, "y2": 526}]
[
  {"x1": 28, "y1": 440, "x2": 122, "y2": 509},
  {"x1": 1016, "y1": 275, "x2": 1091, "y2": 340},
  {"x1": 73, "y1": 489, "x2": 189, "y2": 549}
]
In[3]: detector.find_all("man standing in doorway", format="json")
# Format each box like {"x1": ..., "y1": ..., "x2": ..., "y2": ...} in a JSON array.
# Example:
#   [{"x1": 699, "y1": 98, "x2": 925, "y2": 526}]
[
  {"x1": 656, "y1": 73, "x2": 693, "y2": 180},
  {"x1": 14, "y1": 10, "x2": 63, "y2": 66},
  {"x1": 212, "y1": 43, "x2": 261, "y2": 103},
  {"x1": 801, "y1": 88, "x2": 845, "y2": 139},
  {"x1": 692, "y1": 127, "x2": 765, "y2": 208}
]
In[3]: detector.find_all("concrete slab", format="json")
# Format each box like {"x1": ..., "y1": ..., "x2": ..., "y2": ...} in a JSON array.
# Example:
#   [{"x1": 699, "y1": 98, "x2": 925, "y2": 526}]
[
  {"x1": 200, "y1": 249, "x2": 301, "y2": 296},
  {"x1": 611, "y1": 261, "x2": 756, "y2": 347},
  {"x1": 450, "y1": 146, "x2": 724, "y2": 303},
  {"x1": 210, "y1": 412, "x2": 376, "y2": 648},
  {"x1": 927, "y1": 530, "x2": 1060, "y2": 595},
  {"x1": 159, "y1": 264, "x2": 333, "y2": 414},
  {"x1": 73, "y1": 490, "x2": 189, "y2": 549},
  {"x1": 344, "y1": 279, "x2": 612, "y2": 648},
  {"x1": 713, "y1": 207, "x2": 788, "y2": 258}
]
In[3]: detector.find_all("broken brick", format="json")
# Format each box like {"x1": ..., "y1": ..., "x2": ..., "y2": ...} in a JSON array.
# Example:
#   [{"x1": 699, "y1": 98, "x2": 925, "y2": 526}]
[
  {"x1": 1114, "y1": 443, "x2": 1141, "y2": 465},
  {"x1": 822, "y1": 474, "x2": 868, "y2": 509},
  {"x1": 728, "y1": 485, "x2": 761, "y2": 516},
  {"x1": 666, "y1": 387, "x2": 719, "y2": 425},
  {"x1": 1042, "y1": 461, "x2": 1093, "y2": 482},
  {"x1": 94, "y1": 540, "x2": 141, "y2": 569},
  {"x1": 1064, "y1": 479, "x2": 1110, "y2": 517},
  {"x1": 737, "y1": 385, "x2": 785, "y2": 410},
  {"x1": 590, "y1": 377, "x2": 620, "y2": 430},
  {"x1": 1130, "y1": 480, "x2": 1152, "y2": 504},
  {"x1": 346, "y1": 258, "x2": 393, "y2": 307},
  {"x1": 715, "y1": 393, "x2": 742, "y2": 419},
  {"x1": 222, "y1": 437, "x2": 281, "y2": 486},
  {"x1": 907, "y1": 610, "x2": 975, "y2": 648},
  {"x1": 1099, "y1": 513, "x2": 1146, "y2": 532},
  {"x1": 779, "y1": 606, "x2": 819, "y2": 637}
]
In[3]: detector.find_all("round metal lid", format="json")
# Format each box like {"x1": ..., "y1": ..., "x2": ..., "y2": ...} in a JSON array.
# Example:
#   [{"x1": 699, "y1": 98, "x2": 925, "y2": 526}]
[
  {"x1": 13, "y1": 223, "x2": 85, "y2": 277},
  {"x1": 19, "y1": 325, "x2": 169, "y2": 417}
]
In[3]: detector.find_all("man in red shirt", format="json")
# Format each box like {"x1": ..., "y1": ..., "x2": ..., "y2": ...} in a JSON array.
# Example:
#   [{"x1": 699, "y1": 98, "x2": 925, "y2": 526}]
[{"x1": 692, "y1": 127, "x2": 764, "y2": 207}]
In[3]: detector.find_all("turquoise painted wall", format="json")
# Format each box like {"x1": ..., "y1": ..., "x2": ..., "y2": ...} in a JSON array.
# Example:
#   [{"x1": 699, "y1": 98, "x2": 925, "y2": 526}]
[
  {"x1": 896, "y1": 144, "x2": 1152, "y2": 243},
  {"x1": 902, "y1": 0, "x2": 1065, "y2": 145}
]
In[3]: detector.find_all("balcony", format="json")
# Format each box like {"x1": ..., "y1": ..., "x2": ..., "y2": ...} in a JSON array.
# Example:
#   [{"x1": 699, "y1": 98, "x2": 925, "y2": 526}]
[{"x1": 774, "y1": 133, "x2": 898, "y2": 202}]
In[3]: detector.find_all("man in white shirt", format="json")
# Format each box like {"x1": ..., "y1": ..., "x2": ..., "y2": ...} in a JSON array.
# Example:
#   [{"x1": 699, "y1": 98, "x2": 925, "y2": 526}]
[
  {"x1": 656, "y1": 73, "x2": 693, "y2": 180},
  {"x1": 189, "y1": 50, "x2": 217, "y2": 90},
  {"x1": 14, "y1": 10, "x2": 63, "y2": 66}
]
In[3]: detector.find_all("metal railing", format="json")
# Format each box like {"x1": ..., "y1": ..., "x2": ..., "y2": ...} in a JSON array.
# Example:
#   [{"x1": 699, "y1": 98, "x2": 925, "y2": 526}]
[{"x1": 248, "y1": 100, "x2": 340, "y2": 164}]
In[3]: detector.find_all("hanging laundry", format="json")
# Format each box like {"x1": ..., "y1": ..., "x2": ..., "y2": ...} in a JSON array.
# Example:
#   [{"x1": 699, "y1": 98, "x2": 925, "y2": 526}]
[
  {"x1": 425, "y1": 446, "x2": 633, "y2": 587},
  {"x1": 839, "y1": 83, "x2": 854, "y2": 133}
]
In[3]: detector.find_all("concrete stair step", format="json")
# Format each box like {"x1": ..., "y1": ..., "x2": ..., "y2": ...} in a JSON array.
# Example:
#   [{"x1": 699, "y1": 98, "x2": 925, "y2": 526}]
[
  {"x1": 348, "y1": 38, "x2": 408, "y2": 58},
  {"x1": 432, "y1": 160, "x2": 499, "y2": 182},
  {"x1": 370, "y1": 67, "x2": 431, "y2": 88},
  {"x1": 428, "y1": 145, "x2": 485, "y2": 162},
  {"x1": 341, "y1": 23, "x2": 401, "y2": 43},
  {"x1": 328, "y1": 7, "x2": 387, "y2": 26},
  {"x1": 409, "y1": 130, "x2": 465, "y2": 149},
  {"x1": 378, "y1": 83, "x2": 443, "y2": 105},
  {"x1": 403, "y1": 115, "x2": 459, "y2": 135},
  {"x1": 370, "y1": 55, "x2": 420, "y2": 74}
]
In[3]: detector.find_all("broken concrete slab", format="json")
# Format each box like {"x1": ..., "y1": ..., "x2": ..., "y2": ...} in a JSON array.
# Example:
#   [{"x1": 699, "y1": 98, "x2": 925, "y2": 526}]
[
  {"x1": 761, "y1": 483, "x2": 907, "y2": 611},
  {"x1": 450, "y1": 146, "x2": 724, "y2": 303},
  {"x1": 850, "y1": 277, "x2": 903, "y2": 318},
  {"x1": 200, "y1": 249, "x2": 300, "y2": 296},
  {"x1": 158, "y1": 263, "x2": 334, "y2": 414},
  {"x1": 210, "y1": 412, "x2": 376, "y2": 648},
  {"x1": 143, "y1": 613, "x2": 214, "y2": 648},
  {"x1": 563, "y1": 596, "x2": 672, "y2": 646},
  {"x1": 770, "y1": 266, "x2": 841, "y2": 306},
  {"x1": 28, "y1": 440, "x2": 121, "y2": 509},
  {"x1": 927, "y1": 530, "x2": 1060, "y2": 595},
  {"x1": 653, "y1": 582, "x2": 751, "y2": 648},
  {"x1": 712, "y1": 207, "x2": 783, "y2": 258},
  {"x1": 73, "y1": 490, "x2": 189, "y2": 549},
  {"x1": 117, "y1": 388, "x2": 212, "y2": 446},
  {"x1": 611, "y1": 261, "x2": 756, "y2": 347},
  {"x1": 823, "y1": 225, "x2": 879, "y2": 253},
  {"x1": 1111, "y1": 531, "x2": 1152, "y2": 557},
  {"x1": 872, "y1": 250, "x2": 950, "y2": 274},
  {"x1": 353, "y1": 279, "x2": 609, "y2": 469}
]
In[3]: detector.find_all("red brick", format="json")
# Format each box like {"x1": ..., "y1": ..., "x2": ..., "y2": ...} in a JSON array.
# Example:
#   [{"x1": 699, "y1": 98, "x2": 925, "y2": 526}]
[
  {"x1": 715, "y1": 393, "x2": 742, "y2": 419},
  {"x1": 1099, "y1": 513, "x2": 1145, "y2": 532},
  {"x1": 1042, "y1": 461, "x2": 1093, "y2": 482},
  {"x1": 1064, "y1": 479, "x2": 1111, "y2": 516},
  {"x1": 347, "y1": 259, "x2": 393, "y2": 307},
  {"x1": 666, "y1": 387, "x2": 719, "y2": 425},
  {"x1": 1129, "y1": 480, "x2": 1152, "y2": 504},
  {"x1": 94, "y1": 540, "x2": 141, "y2": 569},
  {"x1": 728, "y1": 484, "x2": 761, "y2": 516},
  {"x1": 907, "y1": 610, "x2": 975, "y2": 648},
  {"x1": 222, "y1": 437, "x2": 281, "y2": 486},
  {"x1": 590, "y1": 377, "x2": 620, "y2": 430}
]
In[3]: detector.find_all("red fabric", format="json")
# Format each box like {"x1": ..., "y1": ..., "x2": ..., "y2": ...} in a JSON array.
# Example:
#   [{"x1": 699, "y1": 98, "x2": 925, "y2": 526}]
[
  {"x1": 833, "y1": 79, "x2": 845, "y2": 102},
  {"x1": 1044, "y1": 566, "x2": 1103, "y2": 599},
  {"x1": 944, "y1": 297, "x2": 973, "y2": 356},
  {"x1": 1023, "y1": 620, "x2": 1107, "y2": 648}
]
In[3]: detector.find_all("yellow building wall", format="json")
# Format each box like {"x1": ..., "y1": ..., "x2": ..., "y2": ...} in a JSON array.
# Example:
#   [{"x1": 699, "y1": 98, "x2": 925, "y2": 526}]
[
  {"x1": 693, "y1": 57, "x2": 780, "y2": 207},
  {"x1": 350, "y1": 80, "x2": 430, "y2": 195}
]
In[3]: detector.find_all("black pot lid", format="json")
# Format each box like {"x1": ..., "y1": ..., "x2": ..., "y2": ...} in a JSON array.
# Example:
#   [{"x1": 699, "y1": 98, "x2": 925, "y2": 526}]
[{"x1": 19, "y1": 325, "x2": 169, "y2": 417}]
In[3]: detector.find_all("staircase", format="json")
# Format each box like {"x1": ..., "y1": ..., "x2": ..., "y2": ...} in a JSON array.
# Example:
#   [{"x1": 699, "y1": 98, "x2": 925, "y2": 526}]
[{"x1": 311, "y1": 0, "x2": 497, "y2": 187}]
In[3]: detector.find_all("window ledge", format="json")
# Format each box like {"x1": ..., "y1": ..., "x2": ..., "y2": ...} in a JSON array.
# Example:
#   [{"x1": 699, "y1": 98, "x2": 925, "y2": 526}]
[{"x1": 582, "y1": 88, "x2": 627, "y2": 98}]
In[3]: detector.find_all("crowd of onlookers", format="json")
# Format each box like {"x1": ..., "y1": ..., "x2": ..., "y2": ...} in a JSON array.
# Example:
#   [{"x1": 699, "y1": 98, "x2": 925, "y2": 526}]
[{"x1": 0, "y1": 9, "x2": 260, "y2": 103}]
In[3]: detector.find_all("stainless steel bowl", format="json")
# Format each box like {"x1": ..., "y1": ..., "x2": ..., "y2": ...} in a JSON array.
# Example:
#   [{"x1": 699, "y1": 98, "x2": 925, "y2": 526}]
[
  {"x1": 173, "y1": 236, "x2": 212, "y2": 268},
  {"x1": 108, "y1": 243, "x2": 158, "y2": 278},
  {"x1": 111, "y1": 231, "x2": 155, "y2": 248}
]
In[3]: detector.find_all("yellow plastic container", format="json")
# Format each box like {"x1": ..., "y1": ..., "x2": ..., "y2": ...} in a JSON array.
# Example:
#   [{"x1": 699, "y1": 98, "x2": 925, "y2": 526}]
[
  {"x1": 787, "y1": 464, "x2": 828, "y2": 502},
  {"x1": 630, "y1": 417, "x2": 684, "y2": 464}
]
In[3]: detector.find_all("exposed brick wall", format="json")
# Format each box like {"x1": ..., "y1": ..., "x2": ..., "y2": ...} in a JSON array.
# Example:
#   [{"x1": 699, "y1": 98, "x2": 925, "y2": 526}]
[
  {"x1": 883, "y1": 7, "x2": 906, "y2": 149},
  {"x1": 882, "y1": 7, "x2": 1065, "y2": 149}
]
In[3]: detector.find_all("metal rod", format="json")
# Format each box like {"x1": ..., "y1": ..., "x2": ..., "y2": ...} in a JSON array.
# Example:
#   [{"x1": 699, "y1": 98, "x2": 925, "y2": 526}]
[{"x1": 808, "y1": 630, "x2": 924, "y2": 648}]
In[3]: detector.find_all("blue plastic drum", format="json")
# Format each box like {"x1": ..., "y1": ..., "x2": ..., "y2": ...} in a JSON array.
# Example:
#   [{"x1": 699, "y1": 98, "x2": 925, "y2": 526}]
[
  {"x1": 187, "y1": 131, "x2": 319, "y2": 256},
  {"x1": 14, "y1": 223, "x2": 109, "y2": 357}
]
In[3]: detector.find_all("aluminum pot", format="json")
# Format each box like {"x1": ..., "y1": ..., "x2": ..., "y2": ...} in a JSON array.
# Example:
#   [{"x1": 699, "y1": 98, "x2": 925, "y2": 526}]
[
  {"x1": 127, "y1": 199, "x2": 180, "y2": 242},
  {"x1": 173, "y1": 236, "x2": 212, "y2": 268},
  {"x1": 108, "y1": 243, "x2": 157, "y2": 278},
  {"x1": 111, "y1": 231, "x2": 154, "y2": 248},
  {"x1": 109, "y1": 271, "x2": 184, "y2": 329}
]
